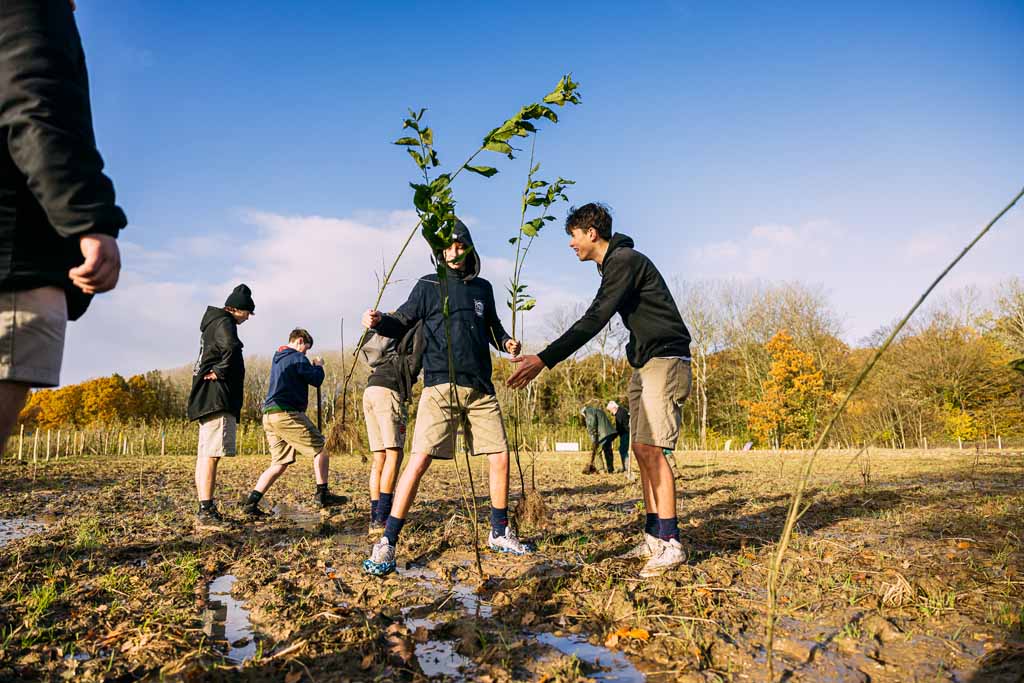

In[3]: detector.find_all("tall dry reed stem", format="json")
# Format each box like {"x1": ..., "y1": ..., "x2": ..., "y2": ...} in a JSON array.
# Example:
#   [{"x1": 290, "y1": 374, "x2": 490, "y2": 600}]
[{"x1": 765, "y1": 184, "x2": 1024, "y2": 681}]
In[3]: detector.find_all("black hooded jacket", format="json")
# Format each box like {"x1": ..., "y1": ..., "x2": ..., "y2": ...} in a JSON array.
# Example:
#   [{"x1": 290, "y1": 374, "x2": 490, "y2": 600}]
[
  {"x1": 374, "y1": 223, "x2": 511, "y2": 395},
  {"x1": 0, "y1": 0, "x2": 127, "y2": 320},
  {"x1": 538, "y1": 233, "x2": 691, "y2": 369},
  {"x1": 187, "y1": 307, "x2": 245, "y2": 422}
]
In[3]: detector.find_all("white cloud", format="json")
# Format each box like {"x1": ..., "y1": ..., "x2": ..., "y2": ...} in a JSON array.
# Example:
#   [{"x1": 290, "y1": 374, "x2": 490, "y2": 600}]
[
  {"x1": 59, "y1": 210, "x2": 579, "y2": 385},
  {"x1": 679, "y1": 211, "x2": 1024, "y2": 343}
]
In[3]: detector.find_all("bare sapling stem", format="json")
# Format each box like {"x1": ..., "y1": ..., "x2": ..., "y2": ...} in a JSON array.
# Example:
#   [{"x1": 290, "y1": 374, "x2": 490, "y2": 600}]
[{"x1": 764, "y1": 183, "x2": 1024, "y2": 681}]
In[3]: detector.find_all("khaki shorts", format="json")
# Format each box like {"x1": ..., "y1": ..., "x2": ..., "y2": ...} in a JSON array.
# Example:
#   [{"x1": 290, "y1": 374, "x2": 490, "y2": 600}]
[
  {"x1": 411, "y1": 384, "x2": 508, "y2": 459},
  {"x1": 263, "y1": 411, "x2": 325, "y2": 466},
  {"x1": 0, "y1": 287, "x2": 67, "y2": 388},
  {"x1": 197, "y1": 412, "x2": 237, "y2": 458},
  {"x1": 363, "y1": 385, "x2": 407, "y2": 452},
  {"x1": 628, "y1": 357, "x2": 692, "y2": 449}
]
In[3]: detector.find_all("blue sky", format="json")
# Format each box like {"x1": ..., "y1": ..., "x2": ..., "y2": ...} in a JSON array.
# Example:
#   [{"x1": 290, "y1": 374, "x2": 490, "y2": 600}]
[{"x1": 62, "y1": 1, "x2": 1024, "y2": 384}]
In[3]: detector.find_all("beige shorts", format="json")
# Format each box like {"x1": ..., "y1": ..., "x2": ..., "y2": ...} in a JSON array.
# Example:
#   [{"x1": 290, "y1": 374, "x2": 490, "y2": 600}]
[
  {"x1": 628, "y1": 357, "x2": 692, "y2": 449},
  {"x1": 411, "y1": 383, "x2": 508, "y2": 459},
  {"x1": 263, "y1": 411, "x2": 325, "y2": 466},
  {"x1": 197, "y1": 412, "x2": 237, "y2": 458},
  {"x1": 0, "y1": 287, "x2": 67, "y2": 388},
  {"x1": 363, "y1": 385, "x2": 407, "y2": 452}
]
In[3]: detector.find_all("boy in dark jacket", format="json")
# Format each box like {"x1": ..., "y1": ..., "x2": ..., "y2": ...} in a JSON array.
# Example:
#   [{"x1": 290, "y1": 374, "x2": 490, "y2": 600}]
[
  {"x1": 240, "y1": 328, "x2": 348, "y2": 516},
  {"x1": 608, "y1": 400, "x2": 631, "y2": 474},
  {"x1": 581, "y1": 405, "x2": 616, "y2": 474},
  {"x1": 361, "y1": 322, "x2": 423, "y2": 538},
  {"x1": 187, "y1": 284, "x2": 254, "y2": 530},
  {"x1": 508, "y1": 203, "x2": 693, "y2": 578},
  {"x1": 360, "y1": 221, "x2": 527, "y2": 576},
  {"x1": 0, "y1": 0, "x2": 126, "y2": 455}
]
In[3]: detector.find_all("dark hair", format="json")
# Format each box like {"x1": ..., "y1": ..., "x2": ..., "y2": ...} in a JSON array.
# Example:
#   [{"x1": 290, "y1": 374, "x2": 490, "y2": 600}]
[
  {"x1": 565, "y1": 202, "x2": 613, "y2": 240},
  {"x1": 289, "y1": 328, "x2": 313, "y2": 348}
]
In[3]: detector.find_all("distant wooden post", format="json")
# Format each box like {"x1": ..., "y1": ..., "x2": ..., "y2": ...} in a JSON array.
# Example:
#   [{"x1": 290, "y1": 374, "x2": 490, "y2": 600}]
[
  {"x1": 18, "y1": 424, "x2": 24, "y2": 461},
  {"x1": 45, "y1": 429, "x2": 51, "y2": 461},
  {"x1": 160, "y1": 430, "x2": 166, "y2": 457},
  {"x1": 997, "y1": 435, "x2": 1002, "y2": 450},
  {"x1": 33, "y1": 429, "x2": 38, "y2": 464}
]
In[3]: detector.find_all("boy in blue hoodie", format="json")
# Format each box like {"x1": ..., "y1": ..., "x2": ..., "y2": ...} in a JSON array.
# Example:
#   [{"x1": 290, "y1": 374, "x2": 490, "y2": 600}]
[{"x1": 241, "y1": 328, "x2": 348, "y2": 516}]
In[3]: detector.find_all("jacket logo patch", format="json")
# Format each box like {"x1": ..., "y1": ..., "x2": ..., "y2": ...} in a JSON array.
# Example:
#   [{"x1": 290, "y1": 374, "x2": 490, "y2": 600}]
[{"x1": 474, "y1": 299, "x2": 484, "y2": 317}]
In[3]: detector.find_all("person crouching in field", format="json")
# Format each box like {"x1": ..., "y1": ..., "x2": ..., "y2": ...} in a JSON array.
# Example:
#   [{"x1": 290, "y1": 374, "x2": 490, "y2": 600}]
[
  {"x1": 508, "y1": 203, "x2": 693, "y2": 578},
  {"x1": 360, "y1": 220, "x2": 528, "y2": 576},
  {"x1": 361, "y1": 320, "x2": 424, "y2": 538},
  {"x1": 187, "y1": 284, "x2": 254, "y2": 531},
  {"x1": 608, "y1": 400, "x2": 631, "y2": 475},
  {"x1": 581, "y1": 405, "x2": 616, "y2": 474},
  {"x1": 240, "y1": 328, "x2": 348, "y2": 517}
]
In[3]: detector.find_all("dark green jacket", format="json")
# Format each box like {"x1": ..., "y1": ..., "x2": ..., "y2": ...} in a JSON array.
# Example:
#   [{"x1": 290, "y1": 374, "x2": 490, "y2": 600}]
[{"x1": 583, "y1": 406, "x2": 615, "y2": 444}]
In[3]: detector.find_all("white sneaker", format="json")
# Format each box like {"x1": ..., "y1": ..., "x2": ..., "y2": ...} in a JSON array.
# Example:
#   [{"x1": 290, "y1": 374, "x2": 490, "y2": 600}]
[
  {"x1": 639, "y1": 538, "x2": 687, "y2": 577},
  {"x1": 618, "y1": 533, "x2": 659, "y2": 560},
  {"x1": 363, "y1": 536, "x2": 396, "y2": 576},
  {"x1": 488, "y1": 527, "x2": 533, "y2": 555}
]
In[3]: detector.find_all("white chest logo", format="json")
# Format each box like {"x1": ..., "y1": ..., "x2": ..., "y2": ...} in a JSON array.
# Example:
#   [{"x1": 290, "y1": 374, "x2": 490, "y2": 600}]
[{"x1": 474, "y1": 299, "x2": 484, "y2": 317}]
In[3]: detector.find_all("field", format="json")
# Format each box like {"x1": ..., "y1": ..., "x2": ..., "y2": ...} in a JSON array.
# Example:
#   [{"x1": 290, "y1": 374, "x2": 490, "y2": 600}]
[{"x1": 1, "y1": 447, "x2": 1022, "y2": 682}]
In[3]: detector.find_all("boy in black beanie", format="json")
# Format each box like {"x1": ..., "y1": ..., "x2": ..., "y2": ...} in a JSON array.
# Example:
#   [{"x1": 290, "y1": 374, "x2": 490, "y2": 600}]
[{"x1": 186, "y1": 284, "x2": 254, "y2": 530}]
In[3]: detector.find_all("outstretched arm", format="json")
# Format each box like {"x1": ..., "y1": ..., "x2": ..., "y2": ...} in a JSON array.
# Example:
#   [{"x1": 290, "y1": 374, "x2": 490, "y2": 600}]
[{"x1": 507, "y1": 258, "x2": 632, "y2": 388}]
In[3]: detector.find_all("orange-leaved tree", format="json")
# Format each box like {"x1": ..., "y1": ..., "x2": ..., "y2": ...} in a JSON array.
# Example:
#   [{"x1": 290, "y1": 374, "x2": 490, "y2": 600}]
[{"x1": 743, "y1": 329, "x2": 827, "y2": 448}]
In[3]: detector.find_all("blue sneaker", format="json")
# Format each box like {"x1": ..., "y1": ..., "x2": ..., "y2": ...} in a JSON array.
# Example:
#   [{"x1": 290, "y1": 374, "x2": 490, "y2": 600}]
[
  {"x1": 488, "y1": 527, "x2": 533, "y2": 555},
  {"x1": 362, "y1": 536, "x2": 396, "y2": 576}
]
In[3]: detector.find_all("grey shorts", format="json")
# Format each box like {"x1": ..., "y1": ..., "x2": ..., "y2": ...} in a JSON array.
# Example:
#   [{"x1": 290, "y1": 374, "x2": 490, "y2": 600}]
[{"x1": 0, "y1": 287, "x2": 68, "y2": 388}]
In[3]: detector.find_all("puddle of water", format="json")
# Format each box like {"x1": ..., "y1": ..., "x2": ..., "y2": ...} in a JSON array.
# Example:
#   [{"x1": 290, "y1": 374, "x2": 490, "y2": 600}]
[
  {"x1": 272, "y1": 503, "x2": 324, "y2": 531},
  {"x1": 0, "y1": 516, "x2": 52, "y2": 547},
  {"x1": 537, "y1": 632, "x2": 646, "y2": 682},
  {"x1": 204, "y1": 574, "x2": 258, "y2": 664}
]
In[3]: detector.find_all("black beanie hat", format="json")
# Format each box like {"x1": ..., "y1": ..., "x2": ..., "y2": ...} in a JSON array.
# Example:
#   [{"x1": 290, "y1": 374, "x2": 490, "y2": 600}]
[{"x1": 224, "y1": 284, "x2": 255, "y2": 314}]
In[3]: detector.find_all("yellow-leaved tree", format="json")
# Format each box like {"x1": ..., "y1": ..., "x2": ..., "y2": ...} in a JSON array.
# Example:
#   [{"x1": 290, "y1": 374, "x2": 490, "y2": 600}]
[{"x1": 744, "y1": 329, "x2": 827, "y2": 448}]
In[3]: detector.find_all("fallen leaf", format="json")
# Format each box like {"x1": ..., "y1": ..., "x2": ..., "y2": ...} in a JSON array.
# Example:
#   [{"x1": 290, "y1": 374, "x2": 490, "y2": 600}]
[
  {"x1": 360, "y1": 653, "x2": 374, "y2": 670},
  {"x1": 956, "y1": 541, "x2": 971, "y2": 549},
  {"x1": 285, "y1": 672, "x2": 302, "y2": 683}
]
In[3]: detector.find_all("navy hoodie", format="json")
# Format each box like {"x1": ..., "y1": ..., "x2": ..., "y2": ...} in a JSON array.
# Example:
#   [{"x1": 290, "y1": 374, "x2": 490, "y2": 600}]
[
  {"x1": 375, "y1": 222, "x2": 511, "y2": 395},
  {"x1": 263, "y1": 347, "x2": 325, "y2": 413}
]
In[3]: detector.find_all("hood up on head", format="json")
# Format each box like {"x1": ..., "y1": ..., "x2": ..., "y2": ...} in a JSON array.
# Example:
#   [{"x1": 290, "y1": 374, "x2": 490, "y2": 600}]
[{"x1": 447, "y1": 219, "x2": 481, "y2": 281}]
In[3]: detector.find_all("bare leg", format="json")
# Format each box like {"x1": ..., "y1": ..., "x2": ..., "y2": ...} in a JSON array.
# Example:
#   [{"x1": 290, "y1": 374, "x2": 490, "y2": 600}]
[
  {"x1": 369, "y1": 450, "x2": 385, "y2": 500},
  {"x1": 380, "y1": 447, "x2": 404, "y2": 493},
  {"x1": 0, "y1": 383, "x2": 30, "y2": 457},
  {"x1": 254, "y1": 463, "x2": 289, "y2": 494},
  {"x1": 195, "y1": 456, "x2": 219, "y2": 501},
  {"x1": 488, "y1": 451, "x2": 510, "y2": 510},
  {"x1": 388, "y1": 452, "x2": 432, "y2": 519},
  {"x1": 634, "y1": 442, "x2": 676, "y2": 519},
  {"x1": 312, "y1": 450, "x2": 328, "y2": 485}
]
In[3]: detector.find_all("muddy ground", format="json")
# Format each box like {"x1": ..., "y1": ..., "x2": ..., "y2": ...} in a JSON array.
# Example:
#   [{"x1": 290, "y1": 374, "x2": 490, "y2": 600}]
[{"x1": 1, "y1": 448, "x2": 1022, "y2": 682}]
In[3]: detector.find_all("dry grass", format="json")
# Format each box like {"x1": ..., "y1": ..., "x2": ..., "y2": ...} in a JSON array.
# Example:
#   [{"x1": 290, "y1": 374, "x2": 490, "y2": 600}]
[{"x1": 0, "y1": 447, "x2": 1021, "y2": 681}]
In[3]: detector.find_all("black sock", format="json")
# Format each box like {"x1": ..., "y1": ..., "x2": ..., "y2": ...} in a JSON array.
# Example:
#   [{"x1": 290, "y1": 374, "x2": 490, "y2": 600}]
[
  {"x1": 658, "y1": 517, "x2": 680, "y2": 542},
  {"x1": 490, "y1": 506, "x2": 509, "y2": 536},
  {"x1": 199, "y1": 499, "x2": 215, "y2": 511},
  {"x1": 316, "y1": 483, "x2": 328, "y2": 496},
  {"x1": 383, "y1": 515, "x2": 405, "y2": 546},
  {"x1": 246, "y1": 490, "x2": 263, "y2": 506},
  {"x1": 644, "y1": 513, "x2": 658, "y2": 536},
  {"x1": 378, "y1": 492, "x2": 394, "y2": 523},
  {"x1": 370, "y1": 498, "x2": 379, "y2": 521}
]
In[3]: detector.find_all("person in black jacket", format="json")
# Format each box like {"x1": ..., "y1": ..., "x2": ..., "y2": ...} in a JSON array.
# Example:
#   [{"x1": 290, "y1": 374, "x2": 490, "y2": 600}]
[
  {"x1": 0, "y1": 0, "x2": 126, "y2": 456},
  {"x1": 186, "y1": 284, "x2": 254, "y2": 530},
  {"x1": 508, "y1": 203, "x2": 693, "y2": 578},
  {"x1": 360, "y1": 220, "x2": 528, "y2": 576},
  {"x1": 607, "y1": 400, "x2": 631, "y2": 474},
  {"x1": 360, "y1": 321, "x2": 423, "y2": 538}
]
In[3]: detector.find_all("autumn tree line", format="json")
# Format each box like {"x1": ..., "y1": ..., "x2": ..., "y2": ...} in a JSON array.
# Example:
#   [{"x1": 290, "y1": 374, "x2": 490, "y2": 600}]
[{"x1": 14, "y1": 278, "x2": 1024, "y2": 452}]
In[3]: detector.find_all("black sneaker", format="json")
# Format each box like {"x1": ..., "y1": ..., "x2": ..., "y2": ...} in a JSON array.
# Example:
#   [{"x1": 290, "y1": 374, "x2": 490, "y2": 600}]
[
  {"x1": 313, "y1": 490, "x2": 349, "y2": 509},
  {"x1": 240, "y1": 501, "x2": 271, "y2": 519},
  {"x1": 195, "y1": 505, "x2": 228, "y2": 531}
]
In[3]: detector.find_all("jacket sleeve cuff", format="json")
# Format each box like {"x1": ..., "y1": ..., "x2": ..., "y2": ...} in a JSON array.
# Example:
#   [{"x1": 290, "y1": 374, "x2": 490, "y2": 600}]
[{"x1": 536, "y1": 348, "x2": 559, "y2": 369}]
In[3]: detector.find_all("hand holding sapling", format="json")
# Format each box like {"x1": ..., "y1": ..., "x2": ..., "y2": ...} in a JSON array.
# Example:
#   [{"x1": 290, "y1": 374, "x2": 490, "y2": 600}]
[{"x1": 505, "y1": 339, "x2": 522, "y2": 356}]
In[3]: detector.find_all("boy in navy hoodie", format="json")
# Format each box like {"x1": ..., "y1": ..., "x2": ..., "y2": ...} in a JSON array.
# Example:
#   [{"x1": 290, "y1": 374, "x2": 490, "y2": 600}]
[
  {"x1": 360, "y1": 220, "x2": 528, "y2": 575},
  {"x1": 241, "y1": 328, "x2": 348, "y2": 515}
]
